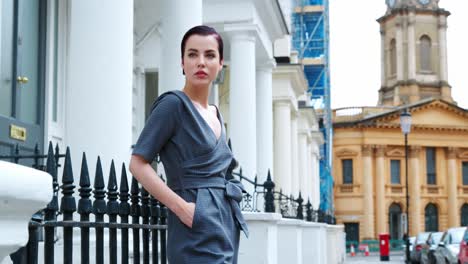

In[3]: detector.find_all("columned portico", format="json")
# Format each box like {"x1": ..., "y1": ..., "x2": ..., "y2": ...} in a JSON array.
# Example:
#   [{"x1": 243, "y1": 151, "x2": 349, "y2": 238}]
[
  {"x1": 229, "y1": 30, "x2": 257, "y2": 179},
  {"x1": 159, "y1": 0, "x2": 202, "y2": 94},
  {"x1": 256, "y1": 61, "x2": 275, "y2": 183}
]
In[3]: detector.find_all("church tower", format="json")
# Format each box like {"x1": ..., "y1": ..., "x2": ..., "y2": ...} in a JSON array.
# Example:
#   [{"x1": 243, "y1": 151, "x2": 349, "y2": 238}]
[{"x1": 377, "y1": 0, "x2": 453, "y2": 106}]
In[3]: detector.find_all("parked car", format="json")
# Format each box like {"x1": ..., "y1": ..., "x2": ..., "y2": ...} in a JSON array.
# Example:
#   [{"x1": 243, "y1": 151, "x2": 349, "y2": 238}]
[
  {"x1": 433, "y1": 227, "x2": 466, "y2": 264},
  {"x1": 421, "y1": 232, "x2": 443, "y2": 264},
  {"x1": 411, "y1": 232, "x2": 432, "y2": 263},
  {"x1": 458, "y1": 227, "x2": 468, "y2": 264}
]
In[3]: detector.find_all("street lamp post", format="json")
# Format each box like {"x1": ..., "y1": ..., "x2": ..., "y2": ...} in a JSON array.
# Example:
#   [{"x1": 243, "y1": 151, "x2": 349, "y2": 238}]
[{"x1": 400, "y1": 109, "x2": 412, "y2": 263}]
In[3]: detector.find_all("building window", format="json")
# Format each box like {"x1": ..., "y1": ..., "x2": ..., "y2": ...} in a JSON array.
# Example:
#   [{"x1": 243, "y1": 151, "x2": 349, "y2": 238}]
[
  {"x1": 426, "y1": 147, "x2": 436, "y2": 185},
  {"x1": 420, "y1": 35, "x2": 432, "y2": 71},
  {"x1": 390, "y1": 39, "x2": 396, "y2": 75},
  {"x1": 389, "y1": 203, "x2": 403, "y2": 240},
  {"x1": 461, "y1": 204, "x2": 468, "y2": 226},
  {"x1": 342, "y1": 159, "x2": 353, "y2": 184},
  {"x1": 463, "y1": 162, "x2": 468, "y2": 185},
  {"x1": 425, "y1": 203, "x2": 438, "y2": 232},
  {"x1": 391, "y1": 160, "x2": 401, "y2": 184}
]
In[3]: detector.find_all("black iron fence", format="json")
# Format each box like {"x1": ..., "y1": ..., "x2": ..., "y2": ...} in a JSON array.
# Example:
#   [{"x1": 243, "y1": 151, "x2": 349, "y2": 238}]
[
  {"x1": 1, "y1": 140, "x2": 336, "y2": 263},
  {"x1": 2, "y1": 143, "x2": 168, "y2": 264}
]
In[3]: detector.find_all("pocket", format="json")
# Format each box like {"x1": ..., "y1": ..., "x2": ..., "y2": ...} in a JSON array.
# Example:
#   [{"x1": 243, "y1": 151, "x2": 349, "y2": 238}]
[{"x1": 191, "y1": 190, "x2": 201, "y2": 229}]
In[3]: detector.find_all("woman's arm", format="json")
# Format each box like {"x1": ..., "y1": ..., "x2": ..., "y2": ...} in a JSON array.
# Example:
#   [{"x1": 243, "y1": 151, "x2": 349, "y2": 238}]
[{"x1": 129, "y1": 155, "x2": 195, "y2": 227}]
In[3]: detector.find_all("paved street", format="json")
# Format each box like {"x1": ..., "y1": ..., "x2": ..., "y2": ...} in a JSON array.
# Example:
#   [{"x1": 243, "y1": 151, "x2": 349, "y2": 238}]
[{"x1": 344, "y1": 251, "x2": 406, "y2": 263}]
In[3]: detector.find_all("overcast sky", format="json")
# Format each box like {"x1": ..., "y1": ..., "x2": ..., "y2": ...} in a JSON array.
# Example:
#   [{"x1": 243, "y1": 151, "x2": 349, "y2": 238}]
[{"x1": 329, "y1": 0, "x2": 468, "y2": 109}]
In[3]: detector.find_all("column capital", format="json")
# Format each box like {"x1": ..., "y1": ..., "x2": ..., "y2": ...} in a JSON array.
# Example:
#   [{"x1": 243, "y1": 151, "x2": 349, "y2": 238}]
[
  {"x1": 362, "y1": 145, "x2": 373, "y2": 157},
  {"x1": 225, "y1": 24, "x2": 258, "y2": 43},
  {"x1": 447, "y1": 147, "x2": 458, "y2": 159},
  {"x1": 375, "y1": 145, "x2": 386, "y2": 157},
  {"x1": 410, "y1": 146, "x2": 421, "y2": 158},
  {"x1": 257, "y1": 59, "x2": 277, "y2": 72}
]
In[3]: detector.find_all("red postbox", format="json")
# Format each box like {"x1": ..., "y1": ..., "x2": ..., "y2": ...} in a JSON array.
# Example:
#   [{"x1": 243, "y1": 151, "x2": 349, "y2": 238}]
[{"x1": 379, "y1": 233, "x2": 390, "y2": 261}]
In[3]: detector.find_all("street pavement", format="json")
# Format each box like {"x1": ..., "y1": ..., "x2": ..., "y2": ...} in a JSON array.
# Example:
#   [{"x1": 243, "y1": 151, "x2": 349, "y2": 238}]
[{"x1": 344, "y1": 251, "x2": 406, "y2": 263}]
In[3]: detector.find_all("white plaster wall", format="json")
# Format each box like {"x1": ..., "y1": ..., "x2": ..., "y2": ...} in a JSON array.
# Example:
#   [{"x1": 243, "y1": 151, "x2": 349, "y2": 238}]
[{"x1": 66, "y1": 0, "x2": 134, "y2": 176}]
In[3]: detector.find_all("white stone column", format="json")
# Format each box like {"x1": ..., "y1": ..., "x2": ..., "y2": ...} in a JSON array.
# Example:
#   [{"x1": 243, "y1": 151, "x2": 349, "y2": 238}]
[
  {"x1": 447, "y1": 147, "x2": 458, "y2": 227},
  {"x1": 229, "y1": 31, "x2": 257, "y2": 179},
  {"x1": 362, "y1": 145, "x2": 375, "y2": 238},
  {"x1": 159, "y1": 0, "x2": 202, "y2": 94},
  {"x1": 408, "y1": 13, "x2": 416, "y2": 80},
  {"x1": 396, "y1": 19, "x2": 404, "y2": 81},
  {"x1": 291, "y1": 112, "x2": 300, "y2": 197},
  {"x1": 298, "y1": 130, "x2": 309, "y2": 198},
  {"x1": 256, "y1": 61, "x2": 275, "y2": 183},
  {"x1": 274, "y1": 100, "x2": 292, "y2": 194},
  {"x1": 438, "y1": 15, "x2": 449, "y2": 82}
]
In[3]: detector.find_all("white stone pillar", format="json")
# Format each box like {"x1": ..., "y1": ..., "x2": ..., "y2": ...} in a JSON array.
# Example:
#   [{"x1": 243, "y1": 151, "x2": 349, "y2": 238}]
[
  {"x1": 291, "y1": 112, "x2": 299, "y2": 197},
  {"x1": 256, "y1": 61, "x2": 275, "y2": 183},
  {"x1": 396, "y1": 19, "x2": 404, "y2": 81},
  {"x1": 229, "y1": 31, "x2": 257, "y2": 179},
  {"x1": 439, "y1": 15, "x2": 449, "y2": 82},
  {"x1": 298, "y1": 130, "x2": 309, "y2": 198},
  {"x1": 447, "y1": 147, "x2": 458, "y2": 227},
  {"x1": 274, "y1": 100, "x2": 292, "y2": 194},
  {"x1": 159, "y1": 0, "x2": 202, "y2": 94},
  {"x1": 362, "y1": 145, "x2": 375, "y2": 239},
  {"x1": 408, "y1": 13, "x2": 416, "y2": 80}
]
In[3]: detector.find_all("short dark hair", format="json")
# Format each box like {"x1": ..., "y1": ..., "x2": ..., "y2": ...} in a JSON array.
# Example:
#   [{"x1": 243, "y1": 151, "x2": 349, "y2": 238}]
[{"x1": 181, "y1": 25, "x2": 224, "y2": 62}]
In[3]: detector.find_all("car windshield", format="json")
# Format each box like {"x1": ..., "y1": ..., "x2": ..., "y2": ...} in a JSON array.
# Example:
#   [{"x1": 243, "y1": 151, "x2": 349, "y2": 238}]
[
  {"x1": 417, "y1": 233, "x2": 431, "y2": 243},
  {"x1": 431, "y1": 232, "x2": 443, "y2": 244},
  {"x1": 451, "y1": 228, "x2": 466, "y2": 244}
]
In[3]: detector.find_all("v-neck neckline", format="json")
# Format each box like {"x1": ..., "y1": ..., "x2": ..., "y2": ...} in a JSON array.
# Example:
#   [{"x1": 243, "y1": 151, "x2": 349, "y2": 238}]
[{"x1": 177, "y1": 90, "x2": 223, "y2": 143}]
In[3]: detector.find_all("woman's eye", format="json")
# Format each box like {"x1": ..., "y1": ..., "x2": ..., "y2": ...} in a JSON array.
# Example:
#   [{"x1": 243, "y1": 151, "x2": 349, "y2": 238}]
[
  {"x1": 206, "y1": 53, "x2": 216, "y2": 59},
  {"x1": 188, "y1": 53, "x2": 197, "y2": 58}
]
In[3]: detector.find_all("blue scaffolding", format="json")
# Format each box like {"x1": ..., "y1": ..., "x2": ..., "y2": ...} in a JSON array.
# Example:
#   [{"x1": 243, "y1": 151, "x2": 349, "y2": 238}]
[{"x1": 292, "y1": 0, "x2": 334, "y2": 220}]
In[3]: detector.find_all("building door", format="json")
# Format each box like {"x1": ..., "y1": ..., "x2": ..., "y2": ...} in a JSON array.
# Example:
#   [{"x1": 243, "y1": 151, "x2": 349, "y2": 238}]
[
  {"x1": 389, "y1": 203, "x2": 403, "y2": 239},
  {"x1": 344, "y1": 223, "x2": 360, "y2": 247},
  {"x1": 0, "y1": 0, "x2": 46, "y2": 164}
]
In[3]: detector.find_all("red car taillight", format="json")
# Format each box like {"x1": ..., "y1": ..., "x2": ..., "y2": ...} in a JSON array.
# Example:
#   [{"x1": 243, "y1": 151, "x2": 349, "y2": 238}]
[{"x1": 415, "y1": 245, "x2": 422, "y2": 251}]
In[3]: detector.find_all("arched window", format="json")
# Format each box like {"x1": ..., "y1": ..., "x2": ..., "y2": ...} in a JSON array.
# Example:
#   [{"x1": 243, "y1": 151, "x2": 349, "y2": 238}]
[
  {"x1": 389, "y1": 203, "x2": 402, "y2": 239},
  {"x1": 390, "y1": 39, "x2": 397, "y2": 75},
  {"x1": 461, "y1": 204, "x2": 468, "y2": 226},
  {"x1": 425, "y1": 203, "x2": 438, "y2": 231},
  {"x1": 420, "y1": 35, "x2": 432, "y2": 71}
]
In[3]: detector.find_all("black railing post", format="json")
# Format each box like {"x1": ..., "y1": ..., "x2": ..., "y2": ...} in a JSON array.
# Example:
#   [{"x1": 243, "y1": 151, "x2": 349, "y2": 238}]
[
  {"x1": 120, "y1": 164, "x2": 131, "y2": 264},
  {"x1": 141, "y1": 187, "x2": 150, "y2": 264},
  {"x1": 107, "y1": 160, "x2": 119, "y2": 264},
  {"x1": 33, "y1": 144, "x2": 40, "y2": 169},
  {"x1": 296, "y1": 192, "x2": 304, "y2": 220},
  {"x1": 159, "y1": 201, "x2": 168, "y2": 264},
  {"x1": 263, "y1": 170, "x2": 275, "y2": 213},
  {"x1": 14, "y1": 144, "x2": 20, "y2": 163},
  {"x1": 131, "y1": 177, "x2": 141, "y2": 264},
  {"x1": 306, "y1": 198, "x2": 312, "y2": 222},
  {"x1": 150, "y1": 196, "x2": 160, "y2": 264},
  {"x1": 44, "y1": 142, "x2": 58, "y2": 264},
  {"x1": 93, "y1": 157, "x2": 106, "y2": 264},
  {"x1": 78, "y1": 153, "x2": 92, "y2": 264},
  {"x1": 60, "y1": 147, "x2": 76, "y2": 263}
]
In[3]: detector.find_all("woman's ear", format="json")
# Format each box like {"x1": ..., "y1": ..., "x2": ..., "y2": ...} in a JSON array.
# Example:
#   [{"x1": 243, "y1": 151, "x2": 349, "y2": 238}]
[{"x1": 219, "y1": 59, "x2": 224, "y2": 71}]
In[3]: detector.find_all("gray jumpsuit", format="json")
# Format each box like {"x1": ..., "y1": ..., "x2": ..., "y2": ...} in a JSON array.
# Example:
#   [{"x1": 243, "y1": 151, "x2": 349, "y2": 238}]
[{"x1": 133, "y1": 90, "x2": 248, "y2": 264}]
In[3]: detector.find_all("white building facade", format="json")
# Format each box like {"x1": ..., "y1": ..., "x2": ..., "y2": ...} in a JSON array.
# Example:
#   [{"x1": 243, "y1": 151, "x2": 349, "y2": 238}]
[{"x1": 0, "y1": 0, "x2": 342, "y2": 263}]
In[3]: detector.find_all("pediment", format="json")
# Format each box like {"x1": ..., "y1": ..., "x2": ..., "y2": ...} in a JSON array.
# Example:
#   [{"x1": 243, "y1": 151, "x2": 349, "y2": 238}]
[
  {"x1": 386, "y1": 148, "x2": 405, "y2": 157},
  {"x1": 374, "y1": 100, "x2": 468, "y2": 128},
  {"x1": 336, "y1": 148, "x2": 358, "y2": 157}
]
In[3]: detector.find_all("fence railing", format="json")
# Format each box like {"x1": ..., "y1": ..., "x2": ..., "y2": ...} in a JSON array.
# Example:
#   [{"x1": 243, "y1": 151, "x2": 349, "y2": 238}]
[{"x1": 2, "y1": 142, "x2": 168, "y2": 263}]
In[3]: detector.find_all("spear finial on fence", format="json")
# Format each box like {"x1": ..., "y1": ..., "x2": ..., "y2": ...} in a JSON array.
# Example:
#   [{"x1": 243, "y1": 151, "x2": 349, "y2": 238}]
[
  {"x1": 78, "y1": 153, "x2": 92, "y2": 215},
  {"x1": 60, "y1": 147, "x2": 76, "y2": 215},
  {"x1": 93, "y1": 156, "x2": 106, "y2": 215},
  {"x1": 306, "y1": 198, "x2": 312, "y2": 222},
  {"x1": 119, "y1": 163, "x2": 130, "y2": 216},
  {"x1": 107, "y1": 160, "x2": 119, "y2": 216},
  {"x1": 264, "y1": 169, "x2": 275, "y2": 213},
  {"x1": 296, "y1": 192, "x2": 304, "y2": 220}
]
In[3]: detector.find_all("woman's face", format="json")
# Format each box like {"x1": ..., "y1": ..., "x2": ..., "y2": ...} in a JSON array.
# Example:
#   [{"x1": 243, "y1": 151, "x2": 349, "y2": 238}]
[{"x1": 182, "y1": 34, "x2": 223, "y2": 87}]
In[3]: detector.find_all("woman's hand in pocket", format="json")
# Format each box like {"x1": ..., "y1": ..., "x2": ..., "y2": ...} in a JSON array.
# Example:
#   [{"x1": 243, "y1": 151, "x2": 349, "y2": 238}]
[{"x1": 178, "y1": 201, "x2": 195, "y2": 228}]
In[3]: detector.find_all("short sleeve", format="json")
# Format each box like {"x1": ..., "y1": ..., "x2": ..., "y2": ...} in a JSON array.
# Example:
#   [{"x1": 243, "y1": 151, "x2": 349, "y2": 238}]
[{"x1": 132, "y1": 93, "x2": 180, "y2": 163}]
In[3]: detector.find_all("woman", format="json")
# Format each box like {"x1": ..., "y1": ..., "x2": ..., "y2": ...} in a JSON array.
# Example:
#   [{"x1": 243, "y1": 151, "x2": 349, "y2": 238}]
[{"x1": 130, "y1": 25, "x2": 248, "y2": 264}]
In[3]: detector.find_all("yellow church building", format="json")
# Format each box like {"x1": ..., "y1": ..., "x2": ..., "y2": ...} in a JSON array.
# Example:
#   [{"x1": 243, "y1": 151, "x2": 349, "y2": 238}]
[{"x1": 332, "y1": 0, "x2": 468, "y2": 241}]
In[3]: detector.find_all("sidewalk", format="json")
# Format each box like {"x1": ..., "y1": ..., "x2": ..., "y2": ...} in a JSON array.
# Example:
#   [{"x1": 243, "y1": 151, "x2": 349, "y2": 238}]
[{"x1": 344, "y1": 251, "x2": 405, "y2": 263}]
